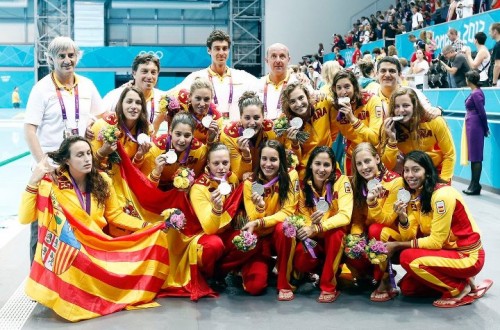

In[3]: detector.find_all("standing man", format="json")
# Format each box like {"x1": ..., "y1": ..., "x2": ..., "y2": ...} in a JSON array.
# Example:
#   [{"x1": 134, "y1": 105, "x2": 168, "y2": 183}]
[
  {"x1": 446, "y1": 28, "x2": 465, "y2": 88},
  {"x1": 102, "y1": 53, "x2": 163, "y2": 131},
  {"x1": 374, "y1": 56, "x2": 441, "y2": 116},
  {"x1": 411, "y1": 5, "x2": 424, "y2": 30},
  {"x1": 24, "y1": 36, "x2": 104, "y2": 263},
  {"x1": 170, "y1": 29, "x2": 258, "y2": 121},
  {"x1": 490, "y1": 23, "x2": 500, "y2": 87},
  {"x1": 12, "y1": 86, "x2": 21, "y2": 108},
  {"x1": 439, "y1": 45, "x2": 471, "y2": 88},
  {"x1": 382, "y1": 15, "x2": 397, "y2": 47},
  {"x1": 254, "y1": 43, "x2": 297, "y2": 120}
]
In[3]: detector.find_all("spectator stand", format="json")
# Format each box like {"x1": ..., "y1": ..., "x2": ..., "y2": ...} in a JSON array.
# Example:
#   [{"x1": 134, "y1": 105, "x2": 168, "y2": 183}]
[
  {"x1": 395, "y1": 9, "x2": 500, "y2": 60},
  {"x1": 324, "y1": 39, "x2": 384, "y2": 68}
]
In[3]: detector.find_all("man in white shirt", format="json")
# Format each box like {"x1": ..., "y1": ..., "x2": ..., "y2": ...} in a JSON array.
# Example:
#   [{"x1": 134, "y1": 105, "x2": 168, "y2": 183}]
[
  {"x1": 169, "y1": 30, "x2": 258, "y2": 122},
  {"x1": 102, "y1": 54, "x2": 163, "y2": 132},
  {"x1": 254, "y1": 43, "x2": 299, "y2": 120},
  {"x1": 24, "y1": 36, "x2": 104, "y2": 263},
  {"x1": 411, "y1": 5, "x2": 424, "y2": 30}
]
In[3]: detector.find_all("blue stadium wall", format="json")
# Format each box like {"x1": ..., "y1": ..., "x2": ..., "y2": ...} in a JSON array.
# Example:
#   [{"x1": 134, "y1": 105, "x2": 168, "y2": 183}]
[{"x1": 0, "y1": 45, "x2": 212, "y2": 109}]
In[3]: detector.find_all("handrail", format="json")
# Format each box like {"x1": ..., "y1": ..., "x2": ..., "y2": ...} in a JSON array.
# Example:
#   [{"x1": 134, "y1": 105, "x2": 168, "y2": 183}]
[{"x1": 0, "y1": 151, "x2": 30, "y2": 167}]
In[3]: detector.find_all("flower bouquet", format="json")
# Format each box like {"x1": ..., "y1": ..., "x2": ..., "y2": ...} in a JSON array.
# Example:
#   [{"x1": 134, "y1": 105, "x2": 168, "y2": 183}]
[
  {"x1": 283, "y1": 215, "x2": 317, "y2": 258},
  {"x1": 172, "y1": 167, "x2": 195, "y2": 191},
  {"x1": 344, "y1": 234, "x2": 367, "y2": 259},
  {"x1": 232, "y1": 231, "x2": 258, "y2": 252},
  {"x1": 97, "y1": 125, "x2": 121, "y2": 164},
  {"x1": 161, "y1": 208, "x2": 186, "y2": 231},
  {"x1": 273, "y1": 116, "x2": 310, "y2": 143},
  {"x1": 286, "y1": 149, "x2": 299, "y2": 170},
  {"x1": 364, "y1": 238, "x2": 388, "y2": 264},
  {"x1": 159, "y1": 94, "x2": 182, "y2": 116}
]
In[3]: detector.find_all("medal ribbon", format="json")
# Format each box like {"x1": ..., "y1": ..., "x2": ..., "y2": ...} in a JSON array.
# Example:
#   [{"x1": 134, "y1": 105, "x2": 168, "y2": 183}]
[
  {"x1": 120, "y1": 123, "x2": 141, "y2": 143},
  {"x1": 165, "y1": 135, "x2": 192, "y2": 164},
  {"x1": 313, "y1": 182, "x2": 333, "y2": 205},
  {"x1": 69, "y1": 173, "x2": 91, "y2": 214}
]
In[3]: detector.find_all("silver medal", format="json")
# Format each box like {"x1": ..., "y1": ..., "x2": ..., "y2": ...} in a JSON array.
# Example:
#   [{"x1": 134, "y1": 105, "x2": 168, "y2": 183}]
[
  {"x1": 338, "y1": 97, "x2": 350, "y2": 105},
  {"x1": 252, "y1": 183, "x2": 265, "y2": 196},
  {"x1": 290, "y1": 117, "x2": 303, "y2": 128},
  {"x1": 397, "y1": 189, "x2": 411, "y2": 203},
  {"x1": 219, "y1": 181, "x2": 231, "y2": 196},
  {"x1": 316, "y1": 198, "x2": 329, "y2": 213},
  {"x1": 137, "y1": 133, "x2": 150, "y2": 144},
  {"x1": 165, "y1": 149, "x2": 177, "y2": 164},
  {"x1": 201, "y1": 115, "x2": 213, "y2": 128},
  {"x1": 392, "y1": 115, "x2": 404, "y2": 122},
  {"x1": 367, "y1": 178, "x2": 380, "y2": 191},
  {"x1": 242, "y1": 128, "x2": 255, "y2": 139}
]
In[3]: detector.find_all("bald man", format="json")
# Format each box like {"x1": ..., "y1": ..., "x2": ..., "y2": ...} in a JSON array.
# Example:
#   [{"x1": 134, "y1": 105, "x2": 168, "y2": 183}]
[{"x1": 254, "y1": 43, "x2": 300, "y2": 120}]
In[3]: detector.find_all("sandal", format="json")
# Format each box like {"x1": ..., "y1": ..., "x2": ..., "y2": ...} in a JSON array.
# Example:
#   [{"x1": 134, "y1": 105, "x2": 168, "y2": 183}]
[
  {"x1": 370, "y1": 289, "x2": 398, "y2": 302},
  {"x1": 317, "y1": 290, "x2": 340, "y2": 303},
  {"x1": 432, "y1": 295, "x2": 475, "y2": 308},
  {"x1": 278, "y1": 289, "x2": 294, "y2": 301},
  {"x1": 468, "y1": 279, "x2": 493, "y2": 299}
]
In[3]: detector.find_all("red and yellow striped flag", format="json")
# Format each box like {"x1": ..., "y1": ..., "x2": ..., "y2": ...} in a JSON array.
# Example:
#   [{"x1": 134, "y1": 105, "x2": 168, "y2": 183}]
[{"x1": 25, "y1": 181, "x2": 169, "y2": 322}]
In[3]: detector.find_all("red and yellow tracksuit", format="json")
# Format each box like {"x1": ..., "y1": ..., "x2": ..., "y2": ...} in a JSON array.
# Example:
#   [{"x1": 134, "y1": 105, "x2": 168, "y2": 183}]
[
  {"x1": 141, "y1": 134, "x2": 207, "y2": 191},
  {"x1": 220, "y1": 120, "x2": 276, "y2": 180},
  {"x1": 398, "y1": 184, "x2": 484, "y2": 298},
  {"x1": 274, "y1": 172, "x2": 353, "y2": 293},
  {"x1": 381, "y1": 116, "x2": 456, "y2": 182},
  {"x1": 347, "y1": 170, "x2": 403, "y2": 281},
  {"x1": 330, "y1": 92, "x2": 384, "y2": 175},
  {"x1": 281, "y1": 99, "x2": 332, "y2": 180}
]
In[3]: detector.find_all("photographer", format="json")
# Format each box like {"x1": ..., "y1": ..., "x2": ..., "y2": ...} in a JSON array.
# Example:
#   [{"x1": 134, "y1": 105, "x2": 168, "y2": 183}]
[{"x1": 438, "y1": 45, "x2": 471, "y2": 87}]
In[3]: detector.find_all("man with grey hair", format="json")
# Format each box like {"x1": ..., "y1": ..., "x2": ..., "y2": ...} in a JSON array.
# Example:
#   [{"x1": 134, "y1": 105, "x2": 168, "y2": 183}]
[
  {"x1": 24, "y1": 36, "x2": 103, "y2": 263},
  {"x1": 439, "y1": 44, "x2": 470, "y2": 88},
  {"x1": 254, "y1": 43, "x2": 297, "y2": 120}
]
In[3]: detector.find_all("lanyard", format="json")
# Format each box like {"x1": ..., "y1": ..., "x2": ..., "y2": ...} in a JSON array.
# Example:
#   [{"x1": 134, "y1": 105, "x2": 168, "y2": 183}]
[
  {"x1": 52, "y1": 73, "x2": 80, "y2": 132},
  {"x1": 262, "y1": 175, "x2": 279, "y2": 188},
  {"x1": 313, "y1": 182, "x2": 333, "y2": 204},
  {"x1": 149, "y1": 93, "x2": 155, "y2": 123},
  {"x1": 166, "y1": 135, "x2": 192, "y2": 164},
  {"x1": 207, "y1": 69, "x2": 233, "y2": 106},
  {"x1": 263, "y1": 78, "x2": 287, "y2": 116},
  {"x1": 69, "y1": 173, "x2": 91, "y2": 214}
]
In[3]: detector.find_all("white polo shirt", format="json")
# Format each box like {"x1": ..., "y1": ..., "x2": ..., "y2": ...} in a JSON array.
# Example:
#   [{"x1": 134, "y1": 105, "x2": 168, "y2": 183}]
[
  {"x1": 25, "y1": 73, "x2": 104, "y2": 153},
  {"x1": 253, "y1": 73, "x2": 298, "y2": 120}
]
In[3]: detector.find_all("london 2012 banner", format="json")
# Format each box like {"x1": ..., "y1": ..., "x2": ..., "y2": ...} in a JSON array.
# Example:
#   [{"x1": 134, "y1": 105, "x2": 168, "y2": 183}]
[{"x1": 395, "y1": 9, "x2": 500, "y2": 60}]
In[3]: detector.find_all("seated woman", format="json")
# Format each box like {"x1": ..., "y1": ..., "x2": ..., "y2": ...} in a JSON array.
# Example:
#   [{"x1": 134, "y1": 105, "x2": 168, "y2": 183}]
[
  {"x1": 386, "y1": 151, "x2": 492, "y2": 308},
  {"x1": 330, "y1": 69, "x2": 384, "y2": 175},
  {"x1": 185, "y1": 142, "x2": 268, "y2": 296},
  {"x1": 380, "y1": 87, "x2": 456, "y2": 182},
  {"x1": 279, "y1": 82, "x2": 332, "y2": 179},
  {"x1": 220, "y1": 91, "x2": 276, "y2": 181},
  {"x1": 142, "y1": 112, "x2": 207, "y2": 191},
  {"x1": 242, "y1": 140, "x2": 300, "y2": 295},
  {"x1": 19, "y1": 136, "x2": 168, "y2": 321},
  {"x1": 273, "y1": 146, "x2": 353, "y2": 302},
  {"x1": 348, "y1": 142, "x2": 403, "y2": 302},
  {"x1": 186, "y1": 77, "x2": 224, "y2": 145}
]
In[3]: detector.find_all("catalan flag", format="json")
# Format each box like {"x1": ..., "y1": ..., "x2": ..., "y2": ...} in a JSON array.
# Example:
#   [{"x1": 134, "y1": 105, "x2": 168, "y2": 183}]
[{"x1": 25, "y1": 180, "x2": 169, "y2": 322}]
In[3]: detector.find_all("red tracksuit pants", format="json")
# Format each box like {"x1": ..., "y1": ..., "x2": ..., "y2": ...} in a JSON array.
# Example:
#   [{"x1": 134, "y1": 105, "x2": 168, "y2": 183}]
[
  {"x1": 398, "y1": 247, "x2": 485, "y2": 298},
  {"x1": 274, "y1": 222, "x2": 345, "y2": 293}
]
